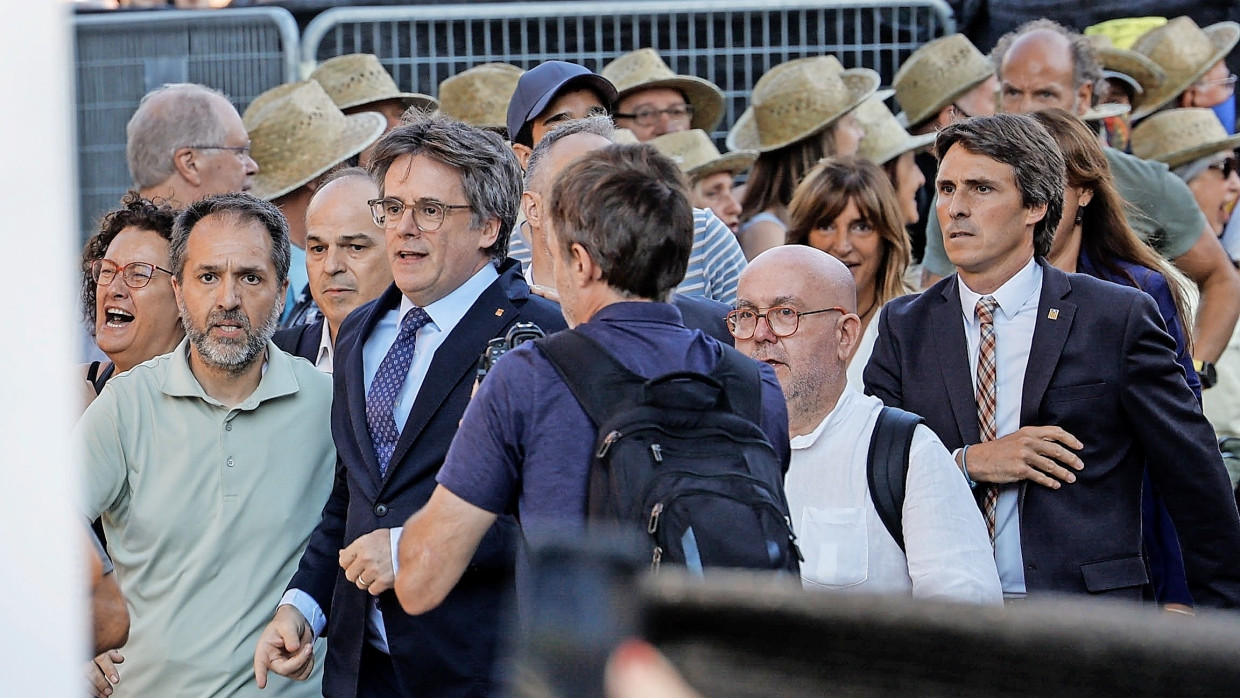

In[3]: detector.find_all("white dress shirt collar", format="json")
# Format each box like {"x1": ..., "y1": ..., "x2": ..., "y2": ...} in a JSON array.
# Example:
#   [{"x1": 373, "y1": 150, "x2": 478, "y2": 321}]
[
  {"x1": 957, "y1": 257, "x2": 1041, "y2": 324},
  {"x1": 314, "y1": 323, "x2": 334, "y2": 374},
  {"x1": 397, "y1": 262, "x2": 500, "y2": 333}
]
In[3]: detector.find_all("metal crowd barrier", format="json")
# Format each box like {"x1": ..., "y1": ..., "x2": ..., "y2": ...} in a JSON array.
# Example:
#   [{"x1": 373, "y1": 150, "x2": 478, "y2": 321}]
[
  {"x1": 74, "y1": 8, "x2": 299, "y2": 241},
  {"x1": 301, "y1": 0, "x2": 956, "y2": 138}
]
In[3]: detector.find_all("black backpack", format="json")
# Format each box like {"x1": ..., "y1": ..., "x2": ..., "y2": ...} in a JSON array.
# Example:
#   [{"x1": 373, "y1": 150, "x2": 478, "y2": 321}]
[
  {"x1": 866, "y1": 406, "x2": 925, "y2": 553},
  {"x1": 536, "y1": 329, "x2": 801, "y2": 576}
]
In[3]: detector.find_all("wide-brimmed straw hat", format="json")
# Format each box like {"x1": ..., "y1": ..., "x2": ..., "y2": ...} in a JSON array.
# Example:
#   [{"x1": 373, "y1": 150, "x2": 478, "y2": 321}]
[
  {"x1": 246, "y1": 81, "x2": 386, "y2": 201},
  {"x1": 1130, "y1": 17, "x2": 1240, "y2": 121},
  {"x1": 1093, "y1": 40, "x2": 1166, "y2": 103},
  {"x1": 1131, "y1": 107, "x2": 1240, "y2": 168},
  {"x1": 726, "y1": 56, "x2": 879, "y2": 153},
  {"x1": 649, "y1": 129, "x2": 757, "y2": 181},
  {"x1": 601, "y1": 48, "x2": 726, "y2": 132},
  {"x1": 855, "y1": 97, "x2": 936, "y2": 167},
  {"x1": 1080, "y1": 102, "x2": 1132, "y2": 122},
  {"x1": 310, "y1": 53, "x2": 438, "y2": 114},
  {"x1": 893, "y1": 34, "x2": 994, "y2": 129},
  {"x1": 437, "y1": 63, "x2": 524, "y2": 132}
]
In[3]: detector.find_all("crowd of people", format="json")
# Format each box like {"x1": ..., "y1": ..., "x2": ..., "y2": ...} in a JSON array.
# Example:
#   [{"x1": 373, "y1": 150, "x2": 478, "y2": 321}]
[{"x1": 76, "y1": 13, "x2": 1240, "y2": 697}]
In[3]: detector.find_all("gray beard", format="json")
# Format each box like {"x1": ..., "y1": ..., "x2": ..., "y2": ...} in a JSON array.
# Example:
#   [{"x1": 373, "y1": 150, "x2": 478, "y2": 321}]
[{"x1": 179, "y1": 301, "x2": 281, "y2": 374}]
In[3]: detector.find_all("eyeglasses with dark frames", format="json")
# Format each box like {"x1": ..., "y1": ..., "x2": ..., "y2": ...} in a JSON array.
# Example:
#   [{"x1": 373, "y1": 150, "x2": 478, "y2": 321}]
[
  {"x1": 725, "y1": 305, "x2": 848, "y2": 340},
  {"x1": 613, "y1": 103, "x2": 695, "y2": 127},
  {"x1": 91, "y1": 259, "x2": 173, "y2": 289},
  {"x1": 186, "y1": 142, "x2": 253, "y2": 157},
  {"x1": 368, "y1": 197, "x2": 472, "y2": 231}
]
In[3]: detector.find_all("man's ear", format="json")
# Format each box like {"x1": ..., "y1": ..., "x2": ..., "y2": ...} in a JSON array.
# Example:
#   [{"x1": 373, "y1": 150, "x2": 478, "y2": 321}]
[
  {"x1": 567, "y1": 242, "x2": 600, "y2": 286},
  {"x1": 521, "y1": 190, "x2": 541, "y2": 230},
  {"x1": 1076, "y1": 81, "x2": 1094, "y2": 117},
  {"x1": 170, "y1": 275, "x2": 183, "y2": 306},
  {"x1": 1024, "y1": 201, "x2": 1048, "y2": 228},
  {"x1": 173, "y1": 147, "x2": 202, "y2": 187},
  {"x1": 478, "y1": 217, "x2": 501, "y2": 252},
  {"x1": 511, "y1": 143, "x2": 532, "y2": 170},
  {"x1": 836, "y1": 313, "x2": 863, "y2": 362}
]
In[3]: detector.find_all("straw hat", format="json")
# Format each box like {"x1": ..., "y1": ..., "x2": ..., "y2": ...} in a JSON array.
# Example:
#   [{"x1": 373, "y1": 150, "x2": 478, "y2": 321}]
[
  {"x1": 613, "y1": 128, "x2": 640, "y2": 144},
  {"x1": 246, "y1": 81, "x2": 386, "y2": 201},
  {"x1": 726, "y1": 57, "x2": 879, "y2": 153},
  {"x1": 242, "y1": 81, "x2": 303, "y2": 130},
  {"x1": 1130, "y1": 17, "x2": 1240, "y2": 121},
  {"x1": 601, "y1": 48, "x2": 726, "y2": 131},
  {"x1": 1080, "y1": 102, "x2": 1132, "y2": 122},
  {"x1": 893, "y1": 34, "x2": 994, "y2": 129},
  {"x1": 310, "y1": 53, "x2": 438, "y2": 113},
  {"x1": 437, "y1": 63, "x2": 524, "y2": 131},
  {"x1": 1094, "y1": 43, "x2": 1166, "y2": 102},
  {"x1": 855, "y1": 97, "x2": 936, "y2": 167},
  {"x1": 1131, "y1": 108, "x2": 1240, "y2": 168},
  {"x1": 649, "y1": 129, "x2": 757, "y2": 181}
]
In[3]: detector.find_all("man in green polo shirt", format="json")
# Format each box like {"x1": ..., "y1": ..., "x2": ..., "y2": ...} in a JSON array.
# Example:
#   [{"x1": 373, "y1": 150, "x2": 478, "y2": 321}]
[
  {"x1": 916, "y1": 19, "x2": 1240, "y2": 377},
  {"x1": 77, "y1": 193, "x2": 335, "y2": 697}
]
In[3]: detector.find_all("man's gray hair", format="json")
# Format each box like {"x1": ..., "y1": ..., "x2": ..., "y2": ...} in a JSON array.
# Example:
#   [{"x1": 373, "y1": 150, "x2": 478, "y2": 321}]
[
  {"x1": 126, "y1": 83, "x2": 233, "y2": 189},
  {"x1": 368, "y1": 113, "x2": 522, "y2": 263},
  {"x1": 524, "y1": 115, "x2": 616, "y2": 193},
  {"x1": 991, "y1": 18, "x2": 1103, "y2": 101},
  {"x1": 170, "y1": 192, "x2": 291, "y2": 286}
]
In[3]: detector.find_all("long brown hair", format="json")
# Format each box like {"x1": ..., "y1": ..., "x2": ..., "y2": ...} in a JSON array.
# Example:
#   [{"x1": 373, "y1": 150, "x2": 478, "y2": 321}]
[
  {"x1": 1029, "y1": 109, "x2": 1193, "y2": 348},
  {"x1": 787, "y1": 156, "x2": 912, "y2": 307},
  {"x1": 739, "y1": 125, "x2": 838, "y2": 225}
]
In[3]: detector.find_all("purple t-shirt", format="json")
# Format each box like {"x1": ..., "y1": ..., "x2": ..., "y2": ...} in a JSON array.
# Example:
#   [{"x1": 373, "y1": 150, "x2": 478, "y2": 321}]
[{"x1": 437, "y1": 301, "x2": 790, "y2": 540}]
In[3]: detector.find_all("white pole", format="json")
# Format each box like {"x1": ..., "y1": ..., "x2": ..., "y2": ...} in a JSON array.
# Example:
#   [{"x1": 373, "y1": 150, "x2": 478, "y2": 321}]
[{"x1": 0, "y1": 1, "x2": 83, "y2": 694}]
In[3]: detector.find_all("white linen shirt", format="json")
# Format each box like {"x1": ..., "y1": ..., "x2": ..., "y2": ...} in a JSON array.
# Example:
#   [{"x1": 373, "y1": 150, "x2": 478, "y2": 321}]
[{"x1": 787, "y1": 387, "x2": 1002, "y2": 604}]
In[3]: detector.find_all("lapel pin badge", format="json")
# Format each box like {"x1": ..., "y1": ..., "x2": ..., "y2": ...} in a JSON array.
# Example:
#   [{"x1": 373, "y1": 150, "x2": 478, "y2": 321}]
[
  {"x1": 1048, "y1": 308, "x2": 1059, "y2": 320},
  {"x1": 494, "y1": 308, "x2": 505, "y2": 317}
]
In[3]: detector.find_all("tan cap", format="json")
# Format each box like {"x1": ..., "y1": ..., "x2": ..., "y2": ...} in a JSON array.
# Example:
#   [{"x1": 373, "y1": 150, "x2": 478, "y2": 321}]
[
  {"x1": 246, "y1": 81, "x2": 385, "y2": 201},
  {"x1": 855, "y1": 96, "x2": 936, "y2": 167},
  {"x1": 726, "y1": 56, "x2": 879, "y2": 153},
  {"x1": 648, "y1": 129, "x2": 757, "y2": 180},
  {"x1": 1131, "y1": 107, "x2": 1240, "y2": 168},
  {"x1": 310, "y1": 53, "x2": 438, "y2": 113},
  {"x1": 1131, "y1": 17, "x2": 1240, "y2": 121},
  {"x1": 602, "y1": 48, "x2": 726, "y2": 131},
  {"x1": 893, "y1": 34, "x2": 994, "y2": 129},
  {"x1": 437, "y1": 63, "x2": 524, "y2": 132}
]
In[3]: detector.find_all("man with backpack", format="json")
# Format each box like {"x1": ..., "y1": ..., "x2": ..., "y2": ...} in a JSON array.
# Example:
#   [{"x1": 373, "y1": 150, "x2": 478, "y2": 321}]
[
  {"x1": 392, "y1": 143, "x2": 796, "y2": 617},
  {"x1": 735, "y1": 245, "x2": 1001, "y2": 603}
]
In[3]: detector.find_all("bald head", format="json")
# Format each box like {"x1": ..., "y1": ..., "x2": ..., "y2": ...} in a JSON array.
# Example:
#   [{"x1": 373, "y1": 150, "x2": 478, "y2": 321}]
[
  {"x1": 736, "y1": 245, "x2": 862, "y2": 436},
  {"x1": 994, "y1": 20, "x2": 1100, "y2": 116}
]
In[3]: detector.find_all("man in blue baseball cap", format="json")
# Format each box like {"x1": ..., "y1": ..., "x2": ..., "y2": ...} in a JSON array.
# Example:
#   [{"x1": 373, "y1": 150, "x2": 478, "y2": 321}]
[{"x1": 506, "y1": 60, "x2": 618, "y2": 167}]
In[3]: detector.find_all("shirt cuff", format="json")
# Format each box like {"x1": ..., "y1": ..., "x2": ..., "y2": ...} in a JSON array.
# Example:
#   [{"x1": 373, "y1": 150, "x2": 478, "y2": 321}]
[
  {"x1": 279, "y1": 589, "x2": 327, "y2": 639},
  {"x1": 390, "y1": 527, "x2": 403, "y2": 575}
]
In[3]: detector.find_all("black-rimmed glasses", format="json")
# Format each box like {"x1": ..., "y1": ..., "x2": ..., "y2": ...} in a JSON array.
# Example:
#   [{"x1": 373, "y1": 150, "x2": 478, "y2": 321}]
[
  {"x1": 91, "y1": 259, "x2": 173, "y2": 289},
  {"x1": 614, "y1": 104, "x2": 695, "y2": 126},
  {"x1": 368, "y1": 197, "x2": 472, "y2": 231},
  {"x1": 725, "y1": 305, "x2": 847, "y2": 340}
]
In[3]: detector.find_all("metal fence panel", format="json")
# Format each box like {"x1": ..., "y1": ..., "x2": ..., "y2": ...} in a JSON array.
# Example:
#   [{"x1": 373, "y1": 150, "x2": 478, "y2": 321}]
[
  {"x1": 74, "y1": 8, "x2": 299, "y2": 241},
  {"x1": 302, "y1": 1, "x2": 955, "y2": 140}
]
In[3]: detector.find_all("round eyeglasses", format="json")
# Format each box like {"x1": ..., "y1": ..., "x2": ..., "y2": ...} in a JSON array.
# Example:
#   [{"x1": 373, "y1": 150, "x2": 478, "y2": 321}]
[
  {"x1": 91, "y1": 259, "x2": 173, "y2": 289},
  {"x1": 368, "y1": 197, "x2": 472, "y2": 231},
  {"x1": 725, "y1": 305, "x2": 847, "y2": 340}
]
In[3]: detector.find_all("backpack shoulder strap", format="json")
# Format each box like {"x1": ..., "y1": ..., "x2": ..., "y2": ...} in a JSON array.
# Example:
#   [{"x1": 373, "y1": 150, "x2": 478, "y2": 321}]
[
  {"x1": 867, "y1": 406, "x2": 924, "y2": 553},
  {"x1": 705, "y1": 346, "x2": 764, "y2": 424},
  {"x1": 535, "y1": 330, "x2": 645, "y2": 428}
]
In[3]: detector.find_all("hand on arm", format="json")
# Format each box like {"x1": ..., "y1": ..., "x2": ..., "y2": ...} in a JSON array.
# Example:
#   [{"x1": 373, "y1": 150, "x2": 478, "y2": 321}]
[
  {"x1": 963, "y1": 426, "x2": 1083, "y2": 489},
  {"x1": 253, "y1": 605, "x2": 315, "y2": 688},
  {"x1": 394, "y1": 484, "x2": 498, "y2": 615}
]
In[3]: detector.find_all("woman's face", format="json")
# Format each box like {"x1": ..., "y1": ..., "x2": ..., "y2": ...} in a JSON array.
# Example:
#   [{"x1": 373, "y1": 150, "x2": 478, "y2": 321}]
[
  {"x1": 831, "y1": 110, "x2": 865, "y2": 157},
  {"x1": 693, "y1": 171, "x2": 743, "y2": 233},
  {"x1": 1189, "y1": 154, "x2": 1240, "y2": 235},
  {"x1": 807, "y1": 198, "x2": 882, "y2": 301},
  {"x1": 894, "y1": 151, "x2": 925, "y2": 225},
  {"x1": 93, "y1": 226, "x2": 184, "y2": 370}
]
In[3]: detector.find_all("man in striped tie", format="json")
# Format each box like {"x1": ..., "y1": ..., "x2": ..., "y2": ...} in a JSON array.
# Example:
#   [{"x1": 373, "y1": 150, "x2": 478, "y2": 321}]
[{"x1": 864, "y1": 113, "x2": 1240, "y2": 608}]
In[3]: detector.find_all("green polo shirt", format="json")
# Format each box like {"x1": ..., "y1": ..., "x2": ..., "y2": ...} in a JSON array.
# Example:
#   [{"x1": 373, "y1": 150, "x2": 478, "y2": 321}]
[
  {"x1": 921, "y1": 146, "x2": 1208, "y2": 276},
  {"x1": 78, "y1": 338, "x2": 335, "y2": 697}
]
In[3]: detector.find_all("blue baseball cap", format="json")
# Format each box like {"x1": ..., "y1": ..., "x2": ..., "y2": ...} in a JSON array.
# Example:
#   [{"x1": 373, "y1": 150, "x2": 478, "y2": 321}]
[{"x1": 506, "y1": 61, "x2": 618, "y2": 145}]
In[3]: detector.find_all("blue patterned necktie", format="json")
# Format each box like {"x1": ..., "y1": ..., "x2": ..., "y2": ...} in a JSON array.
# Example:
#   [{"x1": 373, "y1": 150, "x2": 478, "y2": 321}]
[{"x1": 366, "y1": 307, "x2": 432, "y2": 475}]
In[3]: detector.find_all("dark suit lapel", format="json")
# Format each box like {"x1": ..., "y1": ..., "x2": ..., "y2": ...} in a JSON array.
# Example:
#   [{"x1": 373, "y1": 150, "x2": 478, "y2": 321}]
[
  {"x1": 349, "y1": 285, "x2": 405, "y2": 490},
  {"x1": 1020, "y1": 262, "x2": 1076, "y2": 426},
  {"x1": 932, "y1": 279, "x2": 982, "y2": 446},
  {"x1": 382, "y1": 270, "x2": 522, "y2": 488}
]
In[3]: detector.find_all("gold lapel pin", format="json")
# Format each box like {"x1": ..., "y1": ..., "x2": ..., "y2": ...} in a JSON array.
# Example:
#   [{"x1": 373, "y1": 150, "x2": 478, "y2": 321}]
[
  {"x1": 1048, "y1": 308, "x2": 1059, "y2": 320},
  {"x1": 494, "y1": 308, "x2": 505, "y2": 317}
]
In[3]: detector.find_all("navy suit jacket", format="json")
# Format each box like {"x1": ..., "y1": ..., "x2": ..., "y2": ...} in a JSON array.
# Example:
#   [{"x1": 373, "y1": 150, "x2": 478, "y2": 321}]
[
  {"x1": 273, "y1": 319, "x2": 325, "y2": 364},
  {"x1": 864, "y1": 260, "x2": 1240, "y2": 606},
  {"x1": 286, "y1": 259, "x2": 566, "y2": 697},
  {"x1": 672, "y1": 293, "x2": 733, "y2": 346}
]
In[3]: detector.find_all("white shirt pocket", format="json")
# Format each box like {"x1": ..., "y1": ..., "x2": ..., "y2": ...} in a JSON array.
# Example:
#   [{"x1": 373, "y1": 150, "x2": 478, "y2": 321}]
[{"x1": 800, "y1": 506, "x2": 869, "y2": 588}]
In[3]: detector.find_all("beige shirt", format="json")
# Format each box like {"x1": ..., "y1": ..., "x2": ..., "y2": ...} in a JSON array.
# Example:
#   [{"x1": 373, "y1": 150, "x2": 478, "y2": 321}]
[{"x1": 78, "y1": 339, "x2": 335, "y2": 697}]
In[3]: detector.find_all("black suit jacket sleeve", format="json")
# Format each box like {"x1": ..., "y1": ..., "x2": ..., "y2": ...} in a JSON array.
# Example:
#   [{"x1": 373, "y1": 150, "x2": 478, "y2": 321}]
[
  {"x1": 1119, "y1": 292, "x2": 1240, "y2": 608},
  {"x1": 863, "y1": 304, "x2": 904, "y2": 409},
  {"x1": 287, "y1": 458, "x2": 350, "y2": 617}
]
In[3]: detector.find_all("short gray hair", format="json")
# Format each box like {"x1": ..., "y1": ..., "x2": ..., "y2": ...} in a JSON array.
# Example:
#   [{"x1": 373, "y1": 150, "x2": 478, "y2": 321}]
[
  {"x1": 935, "y1": 114, "x2": 1065, "y2": 258},
  {"x1": 368, "y1": 113, "x2": 521, "y2": 263},
  {"x1": 126, "y1": 83, "x2": 233, "y2": 189},
  {"x1": 170, "y1": 193, "x2": 291, "y2": 286},
  {"x1": 991, "y1": 19, "x2": 1103, "y2": 102},
  {"x1": 524, "y1": 115, "x2": 616, "y2": 194}
]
